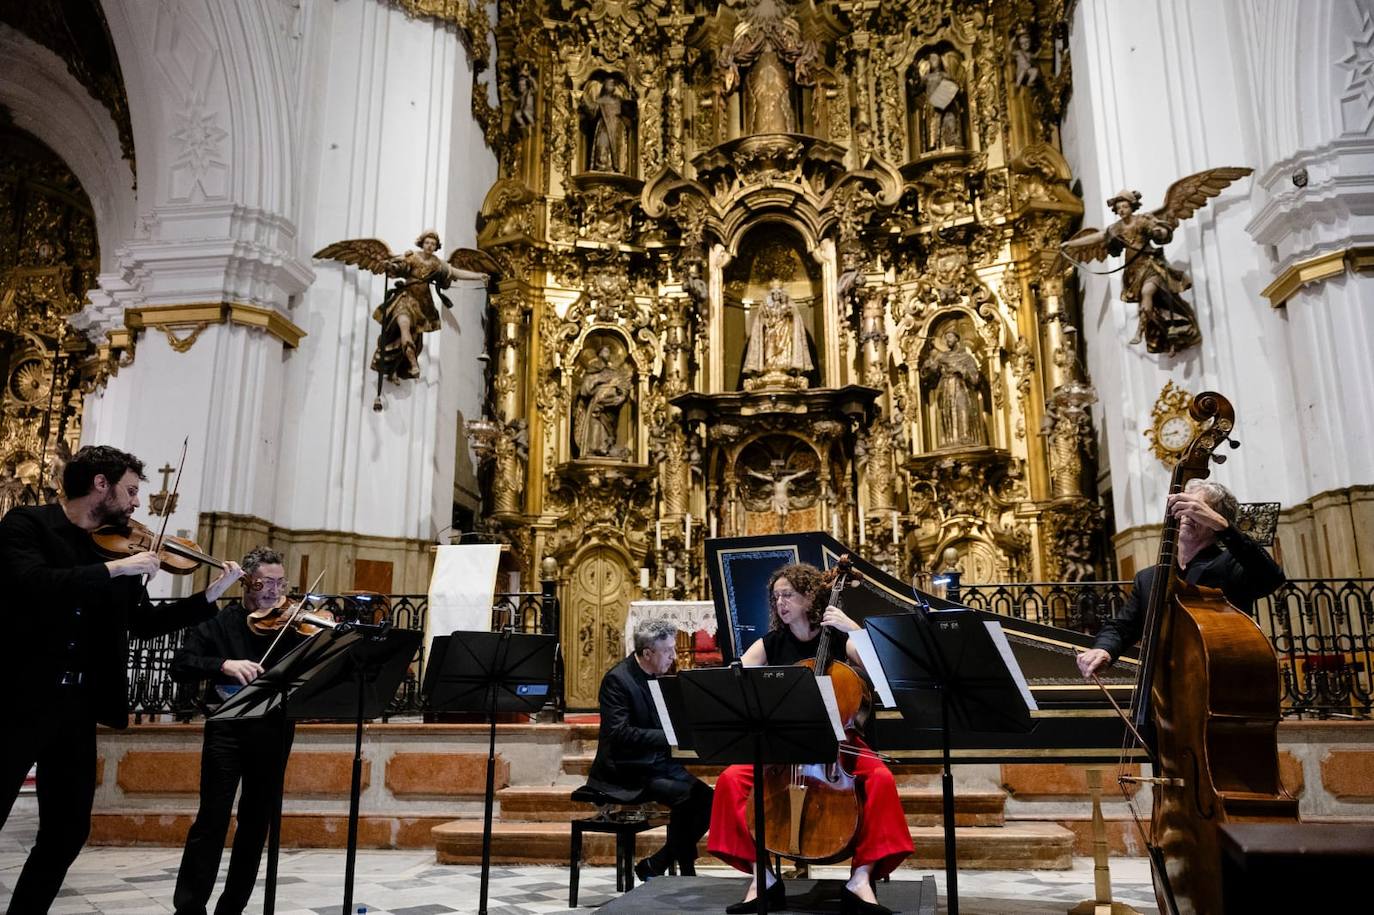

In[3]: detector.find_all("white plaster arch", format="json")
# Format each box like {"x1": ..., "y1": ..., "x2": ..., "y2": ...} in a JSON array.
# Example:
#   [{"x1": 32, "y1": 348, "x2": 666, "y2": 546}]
[{"x1": 0, "y1": 25, "x2": 136, "y2": 275}]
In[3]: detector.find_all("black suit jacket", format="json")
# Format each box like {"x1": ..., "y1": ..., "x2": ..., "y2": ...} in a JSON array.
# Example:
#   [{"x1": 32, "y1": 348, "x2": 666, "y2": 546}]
[
  {"x1": 586, "y1": 654, "x2": 689, "y2": 798},
  {"x1": 1094, "y1": 525, "x2": 1286, "y2": 661},
  {"x1": 0, "y1": 503, "x2": 217, "y2": 728}
]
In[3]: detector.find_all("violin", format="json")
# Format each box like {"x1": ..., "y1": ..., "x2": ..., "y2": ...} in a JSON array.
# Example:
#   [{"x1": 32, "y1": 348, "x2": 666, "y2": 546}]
[
  {"x1": 246, "y1": 595, "x2": 337, "y2": 637},
  {"x1": 91, "y1": 519, "x2": 237, "y2": 577},
  {"x1": 751, "y1": 555, "x2": 873, "y2": 863}
]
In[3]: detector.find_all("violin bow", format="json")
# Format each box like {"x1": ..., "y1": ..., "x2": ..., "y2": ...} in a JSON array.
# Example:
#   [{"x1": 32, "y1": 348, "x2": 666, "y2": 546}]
[
  {"x1": 151, "y1": 436, "x2": 189, "y2": 554},
  {"x1": 259, "y1": 569, "x2": 328, "y2": 668}
]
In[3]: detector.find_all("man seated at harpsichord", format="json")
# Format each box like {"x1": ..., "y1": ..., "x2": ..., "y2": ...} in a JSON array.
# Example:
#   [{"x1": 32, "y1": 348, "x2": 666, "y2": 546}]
[{"x1": 585, "y1": 618, "x2": 713, "y2": 880}]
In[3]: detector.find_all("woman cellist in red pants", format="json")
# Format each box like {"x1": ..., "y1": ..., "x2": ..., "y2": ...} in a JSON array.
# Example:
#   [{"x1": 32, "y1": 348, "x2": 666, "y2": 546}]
[{"x1": 708, "y1": 563, "x2": 913, "y2": 915}]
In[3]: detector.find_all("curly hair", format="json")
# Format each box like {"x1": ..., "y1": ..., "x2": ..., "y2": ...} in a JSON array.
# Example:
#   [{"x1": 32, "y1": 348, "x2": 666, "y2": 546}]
[
  {"x1": 62, "y1": 445, "x2": 145, "y2": 498},
  {"x1": 766, "y1": 563, "x2": 828, "y2": 631}
]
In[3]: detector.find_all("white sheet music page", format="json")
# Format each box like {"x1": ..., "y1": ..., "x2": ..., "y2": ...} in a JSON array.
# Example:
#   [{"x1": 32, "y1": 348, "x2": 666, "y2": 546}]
[
  {"x1": 847, "y1": 629, "x2": 897, "y2": 709},
  {"x1": 646, "y1": 679, "x2": 680, "y2": 747},
  {"x1": 813, "y1": 676, "x2": 848, "y2": 742},
  {"x1": 983, "y1": 620, "x2": 1039, "y2": 711}
]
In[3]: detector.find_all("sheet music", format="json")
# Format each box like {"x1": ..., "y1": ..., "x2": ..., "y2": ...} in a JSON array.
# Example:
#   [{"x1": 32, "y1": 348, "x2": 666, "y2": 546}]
[
  {"x1": 847, "y1": 629, "x2": 897, "y2": 709},
  {"x1": 813, "y1": 676, "x2": 847, "y2": 742},
  {"x1": 647, "y1": 679, "x2": 680, "y2": 747},
  {"x1": 983, "y1": 620, "x2": 1039, "y2": 712}
]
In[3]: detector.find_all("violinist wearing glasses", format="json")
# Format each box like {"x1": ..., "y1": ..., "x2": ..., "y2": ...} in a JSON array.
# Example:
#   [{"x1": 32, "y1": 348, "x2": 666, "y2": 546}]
[
  {"x1": 708, "y1": 563, "x2": 913, "y2": 915},
  {"x1": 0, "y1": 445, "x2": 243, "y2": 913},
  {"x1": 170, "y1": 547, "x2": 312, "y2": 915}
]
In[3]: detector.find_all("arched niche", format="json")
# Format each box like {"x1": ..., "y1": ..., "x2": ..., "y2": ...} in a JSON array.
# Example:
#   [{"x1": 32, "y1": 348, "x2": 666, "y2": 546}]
[
  {"x1": 904, "y1": 43, "x2": 970, "y2": 159},
  {"x1": 569, "y1": 329, "x2": 637, "y2": 461},
  {"x1": 721, "y1": 223, "x2": 822, "y2": 391},
  {"x1": 733, "y1": 433, "x2": 824, "y2": 536},
  {"x1": 916, "y1": 312, "x2": 990, "y2": 452},
  {"x1": 577, "y1": 70, "x2": 638, "y2": 178}
]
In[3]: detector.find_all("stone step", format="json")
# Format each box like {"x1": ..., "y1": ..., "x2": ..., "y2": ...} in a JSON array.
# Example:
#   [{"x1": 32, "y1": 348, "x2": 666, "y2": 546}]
[
  {"x1": 431, "y1": 820, "x2": 1073, "y2": 870},
  {"x1": 561, "y1": 753, "x2": 941, "y2": 782},
  {"x1": 497, "y1": 784, "x2": 1004, "y2": 826}
]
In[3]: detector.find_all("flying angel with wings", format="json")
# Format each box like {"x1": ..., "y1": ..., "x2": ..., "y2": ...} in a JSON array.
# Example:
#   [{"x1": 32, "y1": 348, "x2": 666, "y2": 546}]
[
  {"x1": 314, "y1": 230, "x2": 499, "y2": 389},
  {"x1": 1062, "y1": 166, "x2": 1251, "y2": 355}
]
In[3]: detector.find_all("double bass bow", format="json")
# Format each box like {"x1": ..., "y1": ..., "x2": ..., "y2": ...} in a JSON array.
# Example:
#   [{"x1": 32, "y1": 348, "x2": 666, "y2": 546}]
[
  {"x1": 750, "y1": 555, "x2": 874, "y2": 863},
  {"x1": 1095, "y1": 392, "x2": 1297, "y2": 915}
]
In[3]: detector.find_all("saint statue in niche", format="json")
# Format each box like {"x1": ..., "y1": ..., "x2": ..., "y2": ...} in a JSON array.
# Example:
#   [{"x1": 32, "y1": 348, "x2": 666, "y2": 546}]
[
  {"x1": 741, "y1": 278, "x2": 813, "y2": 390},
  {"x1": 914, "y1": 51, "x2": 965, "y2": 151},
  {"x1": 582, "y1": 75, "x2": 634, "y2": 173},
  {"x1": 921, "y1": 330, "x2": 987, "y2": 448},
  {"x1": 747, "y1": 48, "x2": 795, "y2": 134},
  {"x1": 574, "y1": 345, "x2": 633, "y2": 460},
  {"x1": 719, "y1": 3, "x2": 818, "y2": 137}
]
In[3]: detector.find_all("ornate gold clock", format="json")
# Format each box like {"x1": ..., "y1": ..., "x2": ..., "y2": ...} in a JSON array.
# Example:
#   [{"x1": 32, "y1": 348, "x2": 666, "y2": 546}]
[{"x1": 1145, "y1": 381, "x2": 1198, "y2": 465}]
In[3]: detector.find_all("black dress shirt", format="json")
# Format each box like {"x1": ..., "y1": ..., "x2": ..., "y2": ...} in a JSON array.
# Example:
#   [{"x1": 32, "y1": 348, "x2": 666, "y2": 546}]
[
  {"x1": 1094, "y1": 525, "x2": 1286, "y2": 661},
  {"x1": 171, "y1": 601, "x2": 306, "y2": 707},
  {"x1": 0, "y1": 503, "x2": 217, "y2": 728}
]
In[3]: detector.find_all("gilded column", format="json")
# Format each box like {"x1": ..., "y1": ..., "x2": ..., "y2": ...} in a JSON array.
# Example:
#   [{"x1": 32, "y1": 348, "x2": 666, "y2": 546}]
[{"x1": 494, "y1": 289, "x2": 527, "y2": 423}]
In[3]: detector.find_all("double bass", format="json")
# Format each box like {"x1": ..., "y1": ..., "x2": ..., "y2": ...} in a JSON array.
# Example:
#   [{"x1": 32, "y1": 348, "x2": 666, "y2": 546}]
[
  {"x1": 1123, "y1": 392, "x2": 1298, "y2": 915},
  {"x1": 751, "y1": 555, "x2": 873, "y2": 863}
]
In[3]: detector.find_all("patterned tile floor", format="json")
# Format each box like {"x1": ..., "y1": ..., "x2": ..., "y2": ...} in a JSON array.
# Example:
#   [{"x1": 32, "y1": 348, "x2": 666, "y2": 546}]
[{"x1": 1, "y1": 799, "x2": 1159, "y2": 914}]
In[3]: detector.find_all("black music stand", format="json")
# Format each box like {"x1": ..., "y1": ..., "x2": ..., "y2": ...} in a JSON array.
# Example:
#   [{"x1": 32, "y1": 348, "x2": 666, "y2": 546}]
[
  {"x1": 677, "y1": 664, "x2": 841, "y2": 915},
  {"x1": 865, "y1": 610, "x2": 1036, "y2": 915},
  {"x1": 210, "y1": 622, "x2": 420, "y2": 915},
  {"x1": 421, "y1": 630, "x2": 557, "y2": 915}
]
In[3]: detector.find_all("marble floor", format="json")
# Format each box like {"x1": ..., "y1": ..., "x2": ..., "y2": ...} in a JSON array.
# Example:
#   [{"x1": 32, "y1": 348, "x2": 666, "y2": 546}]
[{"x1": 1, "y1": 800, "x2": 1159, "y2": 914}]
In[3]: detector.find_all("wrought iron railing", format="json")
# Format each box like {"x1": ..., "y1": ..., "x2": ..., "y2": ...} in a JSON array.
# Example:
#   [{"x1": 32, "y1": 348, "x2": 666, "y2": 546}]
[
  {"x1": 127, "y1": 585, "x2": 562, "y2": 722},
  {"x1": 960, "y1": 578, "x2": 1374, "y2": 719}
]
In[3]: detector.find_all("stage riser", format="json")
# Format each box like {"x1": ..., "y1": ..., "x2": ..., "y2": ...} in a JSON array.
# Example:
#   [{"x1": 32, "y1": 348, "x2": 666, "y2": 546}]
[
  {"x1": 431, "y1": 821, "x2": 1075, "y2": 870},
  {"x1": 86, "y1": 719, "x2": 1374, "y2": 861}
]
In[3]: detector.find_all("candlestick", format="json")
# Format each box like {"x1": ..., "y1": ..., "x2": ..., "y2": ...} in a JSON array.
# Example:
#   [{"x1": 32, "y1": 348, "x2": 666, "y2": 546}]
[{"x1": 892, "y1": 510, "x2": 900, "y2": 546}]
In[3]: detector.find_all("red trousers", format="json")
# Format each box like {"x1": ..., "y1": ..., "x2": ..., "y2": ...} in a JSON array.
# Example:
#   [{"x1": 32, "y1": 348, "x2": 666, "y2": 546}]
[{"x1": 707, "y1": 750, "x2": 913, "y2": 879}]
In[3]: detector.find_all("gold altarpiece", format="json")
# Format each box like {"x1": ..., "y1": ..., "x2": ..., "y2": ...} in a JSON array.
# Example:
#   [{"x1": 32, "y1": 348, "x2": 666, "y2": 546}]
[{"x1": 468, "y1": 0, "x2": 1099, "y2": 707}]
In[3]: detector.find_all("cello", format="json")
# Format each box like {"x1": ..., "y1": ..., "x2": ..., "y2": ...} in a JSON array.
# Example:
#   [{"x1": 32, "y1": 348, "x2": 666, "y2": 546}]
[
  {"x1": 750, "y1": 555, "x2": 873, "y2": 863},
  {"x1": 1116, "y1": 392, "x2": 1298, "y2": 915}
]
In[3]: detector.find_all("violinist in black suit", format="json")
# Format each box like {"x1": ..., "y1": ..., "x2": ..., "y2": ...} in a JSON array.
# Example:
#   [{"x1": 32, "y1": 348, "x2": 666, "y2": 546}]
[
  {"x1": 586, "y1": 619, "x2": 713, "y2": 880},
  {"x1": 1078, "y1": 478, "x2": 1285, "y2": 678},
  {"x1": 0, "y1": 445, "x2": 243, "y2": 913}
]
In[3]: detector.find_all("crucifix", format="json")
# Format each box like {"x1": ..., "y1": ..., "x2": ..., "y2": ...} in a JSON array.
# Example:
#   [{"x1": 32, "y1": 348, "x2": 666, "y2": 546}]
[{"x1": 148, "y1": 463, "x2": 179, "y2": 517}]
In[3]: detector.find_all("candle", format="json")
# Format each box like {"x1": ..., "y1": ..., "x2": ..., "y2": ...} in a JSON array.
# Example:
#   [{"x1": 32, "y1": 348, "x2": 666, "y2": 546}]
[
  {"x1": 684, "y1": 513, "x2": 692, "y2": 551},
  {"x1": 858, "y1": 511, "x2": 866, "y2": 545},
  {"x1": 509, "y1": 571, "x2": 521, "y2": 594},
  {"x1": 892, "y1": 510, "x2": 900, "y2": 546},
  {"x1": 710, "y1": 515, "x2": 718, "y2": 539},
  {"x1": 639, "y1": 567, "x2": 650, "y2": 590},
  {"x1": 655, "y1": 521, "x2": 663, "y2": 551},
  {"x1": 666, "y1": 567, "x2": 676, "y2": 589}
]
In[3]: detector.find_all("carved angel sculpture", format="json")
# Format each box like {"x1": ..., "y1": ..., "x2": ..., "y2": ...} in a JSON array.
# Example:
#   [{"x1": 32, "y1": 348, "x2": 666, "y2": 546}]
[
  {"x1": 313, "y1": 231, "x2": 498, "y2": 386},
  {"x1": 1062, "y1": 167, "x2": 1252, "y2": 355}
]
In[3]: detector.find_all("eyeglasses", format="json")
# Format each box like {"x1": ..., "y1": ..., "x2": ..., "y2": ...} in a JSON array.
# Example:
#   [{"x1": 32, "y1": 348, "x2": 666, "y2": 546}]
[
  {"x1": 247, "y1": 577, "x2": 288, "y2": 592},
  {"x1": 771, "y1": 590, "x2": 801, "y2": 603}
]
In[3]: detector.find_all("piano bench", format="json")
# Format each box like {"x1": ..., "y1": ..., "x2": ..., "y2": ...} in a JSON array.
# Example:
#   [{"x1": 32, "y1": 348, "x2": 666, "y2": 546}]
[{"x1": 568, "y1": 785, "x2": 674, "y2": 907}]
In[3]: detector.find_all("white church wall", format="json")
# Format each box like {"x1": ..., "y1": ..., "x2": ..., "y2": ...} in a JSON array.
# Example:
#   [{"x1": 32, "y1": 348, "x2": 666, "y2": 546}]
[
  {"x1": 1062, "y1": 0, "x2": 1373, "y2": 574},
  {"x1": 279, "y1": 0, "x2": 495, "y2": 546}
]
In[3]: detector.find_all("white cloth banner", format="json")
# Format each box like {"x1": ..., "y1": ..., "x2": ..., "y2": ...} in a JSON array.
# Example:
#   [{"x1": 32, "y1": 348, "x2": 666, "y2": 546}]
[{"x1": 426, "y1": 544, "x2": 501, "y2": 661}]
